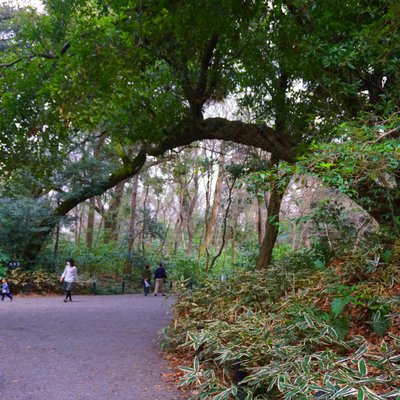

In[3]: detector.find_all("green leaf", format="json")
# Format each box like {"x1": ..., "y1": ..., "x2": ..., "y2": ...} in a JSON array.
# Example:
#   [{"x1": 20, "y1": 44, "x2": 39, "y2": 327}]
[
  {"x1": 354, "y1": 343, "x2": 369, "y2": 359},
  {"x1": 372, "y1": 310, "x2": 390, "y2": 337},
  {"x1": 331, "y1": 297, "x2": 351, "y2": 317},
  {"x1": 358, "y1": 358, "x2": 367, "y2": 377},
  {"x1": 193, "y1": 356, "x2": 199, "y2": 372}
]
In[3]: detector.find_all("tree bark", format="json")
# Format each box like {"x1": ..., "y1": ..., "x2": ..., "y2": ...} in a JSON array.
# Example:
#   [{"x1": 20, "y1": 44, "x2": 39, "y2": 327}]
[
  {"x1": 141, "y1": 184, "x2": 149, "y2": 253},
  {"x1": 86, "y1": 197, "x2": 96, "y2": 250},
  {"x1": 257, "y1": 196, "x2": 266, "y2": 247},
  {"x1": 208, "y1": 177, "x2": 236, "y2": 272},
  {"x1": 187, "y1": 168, "x2": 199, "y2": 255},
  {"x1": 128, "y1": 175, "x2": 139, "y2": 252},
  {"x1": 206, "y1": 153, "x2": 225, "y2": 249},
  {"x1": 103, "y1": 181, "x2": 125, "y2": 243},
  {"x1": 86, "y1": 133, "x2": 107, "y2": 250},
  {"x1": 256, "y1": 72, "x2": 289, "y2": 269},
  {"x1": 256, "y1": 182, "x2": 286, "y2": 269}
]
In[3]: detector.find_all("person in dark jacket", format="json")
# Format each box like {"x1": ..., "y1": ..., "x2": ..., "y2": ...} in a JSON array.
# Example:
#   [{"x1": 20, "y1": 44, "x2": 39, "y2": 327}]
[{"x1": 154, "y1": 262, "x2": 167, "y2": 296}]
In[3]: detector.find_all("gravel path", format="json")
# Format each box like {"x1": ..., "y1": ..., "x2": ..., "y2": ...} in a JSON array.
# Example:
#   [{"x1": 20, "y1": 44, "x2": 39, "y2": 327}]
[{"x1": 0, "y1": 295, "x2": 186, "y2": 400}]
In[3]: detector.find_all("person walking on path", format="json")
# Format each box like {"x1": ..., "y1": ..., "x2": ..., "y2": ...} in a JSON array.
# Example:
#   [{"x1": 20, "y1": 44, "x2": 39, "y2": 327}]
[
  {"x1": 142, "y1": 265, "x2": 152, "y2": 296},
  {"x1": 60, "y1": 258, "x2": 78, "y2": 303},
  {"x1": 154, "y1": 262, "x2": 167, "y2": 296},
  {"x1": 1, "y1": 278, "x2": 12, "y2": 301}
]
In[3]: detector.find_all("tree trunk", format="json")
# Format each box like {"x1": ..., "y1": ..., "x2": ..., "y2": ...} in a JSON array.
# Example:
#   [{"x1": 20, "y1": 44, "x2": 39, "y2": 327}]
[
  {"x1": 128, "y1": 175, "x2": 139, "y2": 252},
  {"x1": 103, "y1": 181, "x2": 125, "y2": 243},
  {"x1": 86, "y1": 134, "x2": 106, "y2": 250},
  {"x1": 208, "y1": 177, "x2": 236, "y2": 272},
  {"x1": 141, "y1": 185, "x2": 149, "y2": 253},
  {"x1": 86, "y1": 197, "x2": 96, "y2": 250},
  {"x1": 174, "y1": 183, "x2": 185, "y2": 255},
  {"x1": 54, "y1": 219, "x2": 60, "y2": 255},
  {"x1": 187, "y1": 161, "x2": 199, "y2": 255},
  {"x1": 257, "y1": 196, "x2": 266, "y2": 247},
  {"x1": 77, "y1": 204, "x2": 84, "y2": 252},
  {"x1": 256, "y1": 182, "x2": 286, "y2": 269},
  {"x1": 202, "y1": 147, "x2": 225, "y2": 258},
  {"x1": 157, "y1": 220, "x2": 171, "y2": 255}
]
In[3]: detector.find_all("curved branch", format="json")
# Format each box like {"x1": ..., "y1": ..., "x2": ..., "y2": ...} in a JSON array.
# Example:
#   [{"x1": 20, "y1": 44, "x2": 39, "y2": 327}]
[
  {"x1": 198, "y1": 118, "x2": 297, "y2": 162},
  {"x1": 53, "y1": 149, "x2": 147, "y2": 217},
  {"x1": 54, "y1": 116, "x2": 296, "y2": 219},
  {"x1": 0, "y1": 57, "x2": 22, "y2": 68}
]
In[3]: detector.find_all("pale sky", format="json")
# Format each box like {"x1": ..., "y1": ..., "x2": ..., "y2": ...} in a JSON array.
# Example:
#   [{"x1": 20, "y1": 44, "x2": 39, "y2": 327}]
[{"x1": 2, "y1": 0, "x2": 45, "y2": 12}]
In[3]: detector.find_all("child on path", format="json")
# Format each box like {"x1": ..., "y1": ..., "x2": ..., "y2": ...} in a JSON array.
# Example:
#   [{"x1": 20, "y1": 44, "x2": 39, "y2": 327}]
[
  {"x1": 142, "y1": 265, "x2": 152, "y2": 296},
  {"x1": 60, "y1": 258, "x2": 78, "y2": 303},
  {"x1": 1, "y1": 278, "x2": 13, "y2": 301}
]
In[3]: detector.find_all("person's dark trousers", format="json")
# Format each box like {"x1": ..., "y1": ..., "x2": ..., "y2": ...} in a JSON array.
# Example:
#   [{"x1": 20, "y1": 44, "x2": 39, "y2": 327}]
[
  {"x1": 65, "y1": 290, "x2": 72, "y2": 301},
  {"x1": 143, "y1": 281, "x2": 151, "y2": 296},
  {"x1": 1, "y1": 293, "x2": 12, "y2": 301}
]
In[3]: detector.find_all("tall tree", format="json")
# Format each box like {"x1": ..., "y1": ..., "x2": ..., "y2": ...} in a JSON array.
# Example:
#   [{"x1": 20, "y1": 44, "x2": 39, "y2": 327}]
[{"x1": 1, "y1": 0, "x2": 398, "y2": 263}]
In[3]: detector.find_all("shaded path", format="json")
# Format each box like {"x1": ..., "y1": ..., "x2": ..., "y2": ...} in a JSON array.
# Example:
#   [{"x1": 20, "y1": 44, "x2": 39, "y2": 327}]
[{"x1": 0, "y1": 295, "x2": 185, "y2": 400}]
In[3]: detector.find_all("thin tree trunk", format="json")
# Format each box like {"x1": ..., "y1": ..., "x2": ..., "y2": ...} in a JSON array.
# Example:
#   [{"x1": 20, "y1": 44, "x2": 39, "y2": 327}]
[
  {"x1": 256, "y1": 182, "x2": 285, "y2": 269},
  {"x1": 204, "y1": 150, "x2": 225, "y2": 250},
  {"x1": 86, "y1": 197, "x2": 96, "y2": 250},
  {"x1": 187, "y1": 163, "x2": 199, "y2": 255},
  {"x1": 231, "y1": 221, "x2": 237, "y2": 269},
  {"x1": 157, "y1": 220, "x2": 171, "y2": 255},
  {"x1": 128, "y1": 175, "x2": 139, "y2": 252},
  {"x1": 86, "y1": 134, "x2": 106, "y2": 250},
  {"x1": 198, "y1": 146, "x2": 212, "y2": 260},
  {"x1": 77, "y1": 205, "x2": 84, "y2": 252},
  {"x1": 141, "y1": 185, "x2": 149, "y2": 253},
  {"x1": 103, "y1": 181, "x2": 125, "y2": 243},
  {"x1": 257, "y1": 196, "x2": 265, "y2": 247},
  {"x1": 54, "y1": 220, "x2": 60, "y2": 255},
  {"x1": 174, "y1": 187, "x2": 185, "y2": 255},
  {"x1": 208, "y1": 177, "x2": 236, "y2": 272},
  {"x1": 95, "y1": 211, "x2": 103, "y2": 247},
  {"x1": 74, "y1": 207, "x2": 79, "y2": 246},
  {"x1": 166, "y1": 217, "x2": 179, "y2": 256}
]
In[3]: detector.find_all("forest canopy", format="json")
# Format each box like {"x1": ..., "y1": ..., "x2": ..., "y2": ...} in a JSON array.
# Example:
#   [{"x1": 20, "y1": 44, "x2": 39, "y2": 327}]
[{"x1": 0, "y1": 0, "x2": 399, "y2": 267}]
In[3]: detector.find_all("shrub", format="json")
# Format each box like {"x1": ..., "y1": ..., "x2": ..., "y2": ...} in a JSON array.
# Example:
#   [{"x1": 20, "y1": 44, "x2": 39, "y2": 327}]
[{"x1": 163, "y1": 251, "x2": 400, "y2": 399}]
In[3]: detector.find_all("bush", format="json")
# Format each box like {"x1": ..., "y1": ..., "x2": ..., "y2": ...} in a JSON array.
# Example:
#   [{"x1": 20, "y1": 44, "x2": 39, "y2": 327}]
[{"x1": 163, "y1": 249, "x2": 400, "y2": 399}]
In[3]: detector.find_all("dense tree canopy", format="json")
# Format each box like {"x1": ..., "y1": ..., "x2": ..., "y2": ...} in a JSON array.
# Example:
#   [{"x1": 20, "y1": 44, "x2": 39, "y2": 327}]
[{"x1": 0, "y1": 0, "x2": 399, "y2": 263}]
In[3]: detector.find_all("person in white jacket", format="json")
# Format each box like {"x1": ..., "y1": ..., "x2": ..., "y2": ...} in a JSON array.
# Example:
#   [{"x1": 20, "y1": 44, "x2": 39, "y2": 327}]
[{"x1": 60, "y1": 258, "x2": 78, "y2": 303}]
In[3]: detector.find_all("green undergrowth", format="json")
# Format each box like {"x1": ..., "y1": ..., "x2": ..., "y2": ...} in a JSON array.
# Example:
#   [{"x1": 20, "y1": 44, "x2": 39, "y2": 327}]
[{"x1": 161, "y1": 250, "x2": 400, "y2": 400}]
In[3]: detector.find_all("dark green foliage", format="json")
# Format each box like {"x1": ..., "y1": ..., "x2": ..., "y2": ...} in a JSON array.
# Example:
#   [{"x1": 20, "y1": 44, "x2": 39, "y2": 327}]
[{"x1": 0, "y1": 196, "x2": 59, "y2": 264}]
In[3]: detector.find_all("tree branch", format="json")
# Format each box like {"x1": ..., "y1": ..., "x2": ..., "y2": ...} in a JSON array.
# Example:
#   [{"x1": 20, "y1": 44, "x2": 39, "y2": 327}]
[
  {"x1": 53, "y1": 149, "x2": 147, "y2": 217},
  {"x1": 376, "y1": 126, "x2": 400, "y2": 142},
  {"x1": 198, "y1": 118, "x2": 297, "y2": 162},
  {"x1": 52, "y1": 116, "x2": 296, "y2": 221},
  {"x1": 0, "y1": 42, "x2": 71, "y2": 68},
  {"x1": 198, "y1": 35, "x2": 218, "y2": 99},
  {"x1": 0, "y1": 57, "x2": 22, "y2": 68}
]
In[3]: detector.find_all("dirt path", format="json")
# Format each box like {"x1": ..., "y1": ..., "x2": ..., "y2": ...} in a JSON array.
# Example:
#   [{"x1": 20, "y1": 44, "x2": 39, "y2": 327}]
[{"x1": 0, "y1": 295, "x2": 186, "y2": 400}]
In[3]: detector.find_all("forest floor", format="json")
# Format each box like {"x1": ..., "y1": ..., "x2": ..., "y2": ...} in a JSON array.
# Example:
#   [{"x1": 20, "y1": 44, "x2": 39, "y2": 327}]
[{"x1": 0, "y1": 294, "x2": 188, "y2": 400}]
